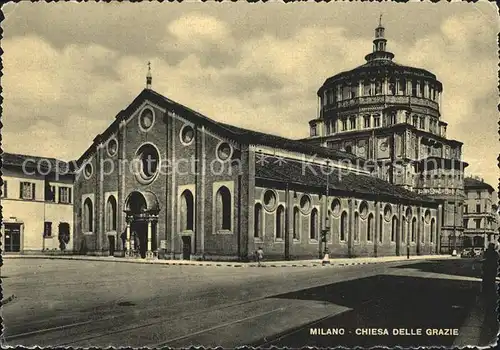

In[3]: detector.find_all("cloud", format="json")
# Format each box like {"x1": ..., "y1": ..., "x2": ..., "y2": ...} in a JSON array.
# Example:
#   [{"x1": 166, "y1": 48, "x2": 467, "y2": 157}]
[
  {"x1": 398, "y1": 12, "x2": 497, "y2": 184},
  {"x1": 167, "y1": 13, "x2": 230, "y2": 44},
  {"x1": 1, "y1": 6, "x2": 497, "y2": 187},
  {"x1": 158, "y1": 13, "x2": 239, "y2": 69}
]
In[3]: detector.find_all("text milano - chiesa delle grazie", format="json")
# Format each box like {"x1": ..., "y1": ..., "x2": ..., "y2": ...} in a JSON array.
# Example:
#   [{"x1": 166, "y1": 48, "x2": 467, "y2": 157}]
[{"x1": 73, "y1": 22, "x2": 461, "y2": 261}]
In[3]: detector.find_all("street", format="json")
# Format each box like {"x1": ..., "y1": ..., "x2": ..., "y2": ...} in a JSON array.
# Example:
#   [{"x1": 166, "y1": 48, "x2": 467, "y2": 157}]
[{"x1": 0, "y1": 257, "x2": 496, "y2": 348}]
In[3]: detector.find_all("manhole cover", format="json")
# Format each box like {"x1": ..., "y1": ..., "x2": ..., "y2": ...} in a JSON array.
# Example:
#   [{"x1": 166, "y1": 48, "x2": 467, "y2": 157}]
[{"x1": 117, "y1": 301, "x2": 136, "y2": 307}]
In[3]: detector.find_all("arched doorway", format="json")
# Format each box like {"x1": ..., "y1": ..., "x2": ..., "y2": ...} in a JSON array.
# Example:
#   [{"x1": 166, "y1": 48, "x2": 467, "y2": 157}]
[
  {"x1": 473, "y1": 235, "x2": 484, "y2": 248},
  {"x1": 124, "y1": 190, "x2": 160, "y2": 259}
]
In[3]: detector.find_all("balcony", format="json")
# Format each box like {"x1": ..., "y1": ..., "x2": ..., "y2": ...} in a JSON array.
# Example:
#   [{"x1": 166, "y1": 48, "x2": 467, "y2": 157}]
[
  {"x1": 323, "y1": 95, "x2": 439, "y2": 112},
  {"x1": 415, "y1": 187, "x2": 461, "y2": 197},
  {"x1": 463, "y1": 212, "x2": 496, "y2": 219},
  {"x1": 463, "y1": 227, "x2": 497, "y2": 234}
]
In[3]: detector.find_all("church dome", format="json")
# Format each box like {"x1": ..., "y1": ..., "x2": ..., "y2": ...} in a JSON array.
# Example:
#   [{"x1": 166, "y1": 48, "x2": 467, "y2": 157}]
[{"x1": 317, "y1": 18, "x2": 442, "y2": 118}]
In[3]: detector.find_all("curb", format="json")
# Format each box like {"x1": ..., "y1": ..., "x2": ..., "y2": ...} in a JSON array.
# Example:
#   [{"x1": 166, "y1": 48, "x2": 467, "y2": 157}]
[{"x1": 2, "y1": 255, "x2": 457, "y2": 268}]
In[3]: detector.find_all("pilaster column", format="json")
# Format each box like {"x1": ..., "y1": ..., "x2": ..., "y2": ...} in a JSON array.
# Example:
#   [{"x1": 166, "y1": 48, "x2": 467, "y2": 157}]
[
  {"x1": 348, "y1": 199, "x2": 353, "y2": 258},
  {"x1": 374, "y1": 201, "x2": 379, "y2": 257},
  {"x1": 146, "y1": 219, "x2": 154, "y2": 259},
  {"x1": 416, "y1": 207, "x2": 421, "y2": 255},
  {"x1": 125, "y1": 219, "x2": 132, "y2": 257},
  {"x1": 437, "y1": 204, "x2": 443, "y2": 254}
]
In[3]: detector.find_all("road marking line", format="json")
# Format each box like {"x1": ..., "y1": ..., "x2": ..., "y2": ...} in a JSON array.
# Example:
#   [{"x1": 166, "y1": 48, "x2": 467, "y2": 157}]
[
  {"x1": 4, "y1": 319, "x2": 99, "y2": 340},
  {"x1": 151, "y1": 307, "x2": 285, "y2": 347}
]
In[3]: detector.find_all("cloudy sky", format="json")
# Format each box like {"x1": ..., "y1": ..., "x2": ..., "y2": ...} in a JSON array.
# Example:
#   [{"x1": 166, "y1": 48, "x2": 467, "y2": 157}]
[{"x1": 2, "y1": 1, "x2": 498, "y2": 188}]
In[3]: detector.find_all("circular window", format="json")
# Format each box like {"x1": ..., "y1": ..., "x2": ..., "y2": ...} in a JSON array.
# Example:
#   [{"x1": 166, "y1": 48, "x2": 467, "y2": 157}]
[
  {"x1": 180, "y1": 125, "x2": 195, "y2": 145},
  {"x1": 384, "y1": 204, "x2": 392, "y2": 222},
  {"x1": 359, "y1": 201, "x2": 369, "y2": 219},
  {"x1": 299, "y1": 194, "x2": 312, "y2": 214},
  {"x1": 134, "y1": 143, "x2": 160, "y2": 184},
  {"x1": 139, "y1": 107, "x2": 155, "y2": 131},
  {"x1": 83, "y1": 162, "x2": 93, "y2": 179},
  {"x1": 217, "y1": 142, "x2": 232, "y2": 161},
  {"x1": 107, "y1": 138, "x2": 118, "y2": 157},
  {"x1": 424, "y1": 209, "x2": 431, "y2": 224},
  {"x1": 380, "y1": 141, "x2": 388, "y2": 152},
  {"x1": 331, "y1": 198, "x2": 341, "y2": 217},
  {"x1": 263, "y1": 190, "x2": 277, "y2": 212}
]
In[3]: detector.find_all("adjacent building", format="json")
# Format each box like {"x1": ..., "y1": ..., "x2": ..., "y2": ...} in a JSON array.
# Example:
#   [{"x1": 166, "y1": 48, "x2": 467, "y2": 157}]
[
  {"x1": 463, "y1": 177, "x2": 498, "y2": 248},
  {"x1": 1, "y1": 153, "x2": 74, "y2": 253},
  {"x1": 304, "y1": 20, "x2": 467, "y2": 254},
  {"x1": 72, "y1": 83, "x2": 441, "y2": 260}
]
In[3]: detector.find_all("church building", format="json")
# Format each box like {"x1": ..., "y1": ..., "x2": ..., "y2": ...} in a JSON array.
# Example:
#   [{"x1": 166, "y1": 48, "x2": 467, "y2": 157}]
[
  {"x1": 304, "y1": 19, "x2": 467, "y2": 254},
  {"x1": 73, "y1": 60, "x2": 441, "y2": 261}
]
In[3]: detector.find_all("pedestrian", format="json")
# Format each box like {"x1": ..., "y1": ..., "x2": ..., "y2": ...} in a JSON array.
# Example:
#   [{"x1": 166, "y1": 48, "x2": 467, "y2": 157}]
[
  {"x1": 481, "y1": 243, "x2": 499, "y2": 296},
  {"x1": 256, "y1": 247, "x2": 264, "y2": 267}
]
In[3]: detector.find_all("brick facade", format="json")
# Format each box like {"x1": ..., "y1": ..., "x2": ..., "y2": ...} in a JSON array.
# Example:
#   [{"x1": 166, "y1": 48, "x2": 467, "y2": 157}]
[{"x1": 73, "y1": 89, "x2": 440, "y2": 261}]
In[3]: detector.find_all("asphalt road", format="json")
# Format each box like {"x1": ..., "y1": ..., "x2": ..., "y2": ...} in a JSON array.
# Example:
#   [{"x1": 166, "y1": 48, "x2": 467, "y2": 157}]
[{"x1": 0, "y1": 257, "x2": 492, "y2": 348}]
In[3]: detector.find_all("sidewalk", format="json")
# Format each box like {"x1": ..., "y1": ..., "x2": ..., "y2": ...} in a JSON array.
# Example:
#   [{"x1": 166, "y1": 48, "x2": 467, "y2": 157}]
[
  {"x1": 453, "y1": 288, "x2": 499, "y2": 348},
  {"x1": 2, "y1": 253, "x2": 457, "y2": 268}
]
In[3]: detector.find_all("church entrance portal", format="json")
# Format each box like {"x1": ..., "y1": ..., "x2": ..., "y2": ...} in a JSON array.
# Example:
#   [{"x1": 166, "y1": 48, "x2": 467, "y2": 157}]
[{"x1": 124, "y1": 191, "x2": 160, "y2": 259}]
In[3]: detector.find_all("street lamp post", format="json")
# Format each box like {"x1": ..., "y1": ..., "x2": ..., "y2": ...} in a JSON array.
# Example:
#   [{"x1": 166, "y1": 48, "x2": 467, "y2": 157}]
[
  {"x1": 407, "y1": 220, "x2": 410, "y2": 259},
  {"x1": 452, "y1": 189, "x2": 458, "y2": 256},
  {"x1": 322, "y1": 161, "x2": 331, "y2": 265}
]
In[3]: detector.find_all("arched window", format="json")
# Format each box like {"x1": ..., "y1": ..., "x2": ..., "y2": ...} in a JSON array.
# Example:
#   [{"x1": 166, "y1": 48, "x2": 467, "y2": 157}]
[
  {"x1": 389, "y1": 78, "x2": 396, "y2": 96},
  {"x1": 391, "y1": 216, "x2": 398, "y2": 242},
  {"x1": 254, "y1": 203, "x2": 262, "y2": 238},
  {"x1": 293, "y1": 207, "x2": 300, "y2": 240},
  {"x1": 473, "y1": 236, "x2": 484, "y2": 247},
  {"x1": 276, "y1": 205, "x2": 285, "y2": 239},
  {"x1": 216, "y1": 186, "x2": 231, "y2": 230},
  {"x1": 106, "y1": 195, "x2": 117, "y2": 231},
  {"x1": 354, "y1": 212, "x2": 360, "y2": 242},
  {"x1": 83, "y1": 198, "x2": 93, "y2": 232},
  {"x1": 379, "y1": 214, "x2": 383, "y2": 243},
  {"x1": 180, "y1": 190, "x2": 194, "y2": 231},
  {"x1": 310, "y1": 208, "x2": 318, "y2": 240},
  {"x1": 430, "y1": 218, "x2": 435, "y2": 243},
  {"x1": 367, "y1": 214, "x2": 373, "y2": 241},
  {"x1": 411, "y1": 218, "x2": 416, "y2": 242},
  {"x1": 340, "y1": 211, "x2": 348, "y2": 241}
]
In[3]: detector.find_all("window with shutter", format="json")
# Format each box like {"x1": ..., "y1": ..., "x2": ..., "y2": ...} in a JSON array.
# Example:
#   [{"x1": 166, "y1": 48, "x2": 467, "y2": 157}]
[
  {"x1": 20, "y1": 182, "x2": 34, "y2": 200},
  {"x1": 48, "y1": 185, "x2": 56, "y2": 202},
  {"x1": 44, "y1": 222, "x2": 52, "y2": 237},
  {"x1": 59, "y1": 187, "x2": 70, "y2": 203}
]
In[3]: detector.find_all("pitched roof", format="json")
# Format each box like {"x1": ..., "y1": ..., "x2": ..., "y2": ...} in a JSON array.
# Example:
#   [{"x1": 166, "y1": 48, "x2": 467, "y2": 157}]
[
  {"x1": 1, "y1": 152, "x2": 74, "y2": 175},
  {"x1": 256, "y1": 155, "x2": 437, "y2": 205},
  {"x1": 464, "y1": 177, "x2": 494, "y2": 193},
  {"x1": 77, "y1": 88, "x2": 365, "y2": 166}
]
